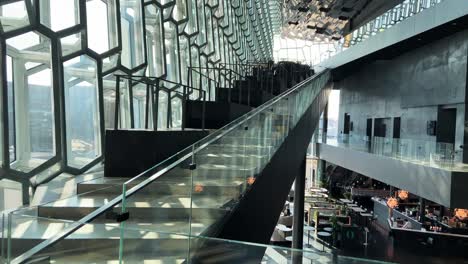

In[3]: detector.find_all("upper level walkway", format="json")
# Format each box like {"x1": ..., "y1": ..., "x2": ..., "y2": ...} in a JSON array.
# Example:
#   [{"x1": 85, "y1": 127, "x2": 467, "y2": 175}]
[{"x1": 317, "y1": 134, "x2": 468, "y2": 208}]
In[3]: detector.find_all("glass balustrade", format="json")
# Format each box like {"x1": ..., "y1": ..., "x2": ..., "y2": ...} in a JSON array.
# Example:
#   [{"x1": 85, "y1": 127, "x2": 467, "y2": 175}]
[
  {"x1": 5, "y1": 218, "x2": 391, "y2": 264},
  {"x1": 5, "y1": 70, "x2": 331, "y2": 264},
  {"x1": 320, "y1": 133, "x2": 460, "y2": 170}
]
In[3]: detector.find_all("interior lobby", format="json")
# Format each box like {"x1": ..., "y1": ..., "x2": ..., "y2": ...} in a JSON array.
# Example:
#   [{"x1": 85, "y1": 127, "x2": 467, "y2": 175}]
[{"x1": 1, "y1": 0, "x2": 468, "y2": 263}]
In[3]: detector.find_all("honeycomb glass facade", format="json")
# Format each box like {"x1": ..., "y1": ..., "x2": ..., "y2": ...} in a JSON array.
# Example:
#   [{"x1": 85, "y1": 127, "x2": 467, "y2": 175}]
[{"x1": 0, "y1": 0, "x2": 280, "y2": 202}]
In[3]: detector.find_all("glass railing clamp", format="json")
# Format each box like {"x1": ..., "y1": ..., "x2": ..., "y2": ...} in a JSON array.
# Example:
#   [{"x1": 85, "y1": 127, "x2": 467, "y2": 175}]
[
  {"x1": 189, "y1": 163, "x2": 197, "y2": 170},
  {"x1": 106, "y1": 211, "x2": 130, "y2": 222},
  {"x1": 116, "y1": 212, "x2": 130, "y2": 222}
]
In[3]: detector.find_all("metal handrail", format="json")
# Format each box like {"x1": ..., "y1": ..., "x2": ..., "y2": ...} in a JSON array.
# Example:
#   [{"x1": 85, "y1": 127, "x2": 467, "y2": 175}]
[{"x1": 10, "y1": 69, "x2": 330, "y2": 264}]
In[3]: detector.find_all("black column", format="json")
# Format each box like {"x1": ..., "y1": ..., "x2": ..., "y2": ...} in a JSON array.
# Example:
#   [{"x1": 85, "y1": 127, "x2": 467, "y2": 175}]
[
  {"x1": 463, "y1": 52, "x2": 468, "y2": 163},
  {"x1": 323, "y1": 103, "x2": 328, "y2": 134},
  {"x1": 419, "y1": 197, "x2": 426, "y2": 222},
  {"x1": 292, "y1": 157, "x2": 306, "y2": 250}
]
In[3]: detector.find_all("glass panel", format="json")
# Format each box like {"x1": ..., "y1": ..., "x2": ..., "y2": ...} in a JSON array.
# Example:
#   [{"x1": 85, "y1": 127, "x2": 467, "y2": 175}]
[
  {"x1": 6, "y1": 213, "x2": 72, "y2": 261},
  {"x1": 164, "y1": 21, "x2": 180, "y2": 83},
  {"x1": 121, "y1": 146, "x2": 194, "y2": 236},
  {"x1": 184, "y1": 0, "x2": 198, "y2": 35},
  {"x1": 120, "y1": 0, "x2": 146, "y2": 69},
  {"x1": 116, "y1": 227, "x2": 364, "y2": 264},
  {"x1": 0, "y1": 0, "x2": 31, "y2": 33},
  {"x1": 14, "y1": 224, "x2": 390, "y2": 264},
  {"x1": 63, "y1": 55, "x2": 101, "y2": 169},
  {"x1": 6, "y1": 32, "x2": 55, "y2": 173},
  {"x1": 86, "y1": 0, "x2": 119, "y2": 54},
  {"x1": 6, "y1": 55, "x2": 14, "y2": 164},
  {"x1": 103, "y1": 73, "x2": 117, "y2": 130},
  {"x1": 158, "y1": 90, "x2": 168, "y2": 129},
  {"x1": 145, "y1": 5, "x2": 165, "y2": 77},
  {"x1": 102, "y1": 53, "x2": 119, "y2": 73},
  {"x1": 196, "y1": 0, "x2": 207, "y2": 47},
  {"x1": 179, "y1": 35, "x2": 190, "y2": 85},
  {"x1": 60, "y1": 33, "x2": 82, "y2": 57},
  {"x1": 132, "y1": 82, "x2": 149, "y2": 129},
  {"x1": 323, "y1": 133, "x2": 457, "y2": 170},
  {"x1": 40, "y1": 0, "x2": 79, "y2": 32},
  {"x1": 171, "y1": 96, "x2": 182, "y2": 128},
  {"x1": 11, "y1": 221, "x2": 121, "y2": 263},
  {"x1": 7, "y1": 185, "x2": 125, "y2": 262},
  {"x1": 172, "y1": 0, "x2": 188, "y2": 22}
]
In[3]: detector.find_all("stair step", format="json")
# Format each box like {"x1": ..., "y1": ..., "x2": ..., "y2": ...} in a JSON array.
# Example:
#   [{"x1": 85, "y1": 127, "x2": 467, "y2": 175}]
[
  {"x1": 38, "y1": 194, "x2": 232, "y2": 221},
  {"x1": 77, "y1": 177, "x2": 244, "y2": 197},
  {"x1": 9, "y1": 220, "x2": 209, "y2": 240}
]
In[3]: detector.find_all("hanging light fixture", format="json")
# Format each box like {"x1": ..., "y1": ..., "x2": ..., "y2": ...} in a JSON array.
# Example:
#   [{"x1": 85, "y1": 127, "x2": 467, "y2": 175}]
[
  {"x1": 386, "y1": 197, "x2": 399, "y2": 209},
  {"x1": 247, "y1": 176, "x2": 256, "y2": 185},
  {"x1": 455, "y1": 208, "x2": 468, "y2": 220},
  {"x1": 194, "y1": 184, "x2": 204, "y2": 193},
  {"x1": 398, "y1": 190, "x2": 409, "y2": 200}
]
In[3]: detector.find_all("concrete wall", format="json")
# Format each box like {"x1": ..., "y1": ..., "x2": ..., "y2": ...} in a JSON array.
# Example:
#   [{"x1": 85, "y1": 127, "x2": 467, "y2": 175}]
[{"x1": 335, "y1": 29, "x2": 467, "y2": 154}]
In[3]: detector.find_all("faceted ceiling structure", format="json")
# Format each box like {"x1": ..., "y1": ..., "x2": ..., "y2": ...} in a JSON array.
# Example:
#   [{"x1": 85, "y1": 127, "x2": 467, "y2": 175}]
[
  {"x1": 281, "y1": 0, "x2": 400, "y2": 41},
  {"x1": 0, "y1": 0, "x2": 282, "y2": 203}
]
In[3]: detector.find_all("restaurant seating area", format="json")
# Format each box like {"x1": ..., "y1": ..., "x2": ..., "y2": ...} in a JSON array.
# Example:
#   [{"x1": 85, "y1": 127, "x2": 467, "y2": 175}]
[{"x1": 271, "y1": 186, "x2": 377, "y2": 252}]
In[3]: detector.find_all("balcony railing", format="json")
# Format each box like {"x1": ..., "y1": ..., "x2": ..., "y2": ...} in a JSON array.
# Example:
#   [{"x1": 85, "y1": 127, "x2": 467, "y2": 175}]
[{"x1": 319, "y1": 133, "x2": 466, "y2": 171}]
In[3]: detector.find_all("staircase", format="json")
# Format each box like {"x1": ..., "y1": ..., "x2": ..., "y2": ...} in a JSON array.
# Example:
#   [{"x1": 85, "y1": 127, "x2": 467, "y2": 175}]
[{"x1": 3, "y1": 65, "x2": 331, "y2": 264}]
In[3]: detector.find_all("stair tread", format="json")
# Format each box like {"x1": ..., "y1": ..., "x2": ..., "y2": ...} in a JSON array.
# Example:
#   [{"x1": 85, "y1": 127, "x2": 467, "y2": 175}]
[
  {"x1": 41, "y1": 194, "x2": 234, "y2": 209},
  {"x1": 9, "y1": 219, "x2": 210, "y2": 240}
]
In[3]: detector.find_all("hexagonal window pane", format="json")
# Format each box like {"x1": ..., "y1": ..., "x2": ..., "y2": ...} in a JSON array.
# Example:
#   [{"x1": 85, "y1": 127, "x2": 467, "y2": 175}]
[
  {"x1": 40, "y1": 0, "x2": 80, "y2": 32},
  {"x1": 86, "y1": 0, "x2": 119, "y2": 54},
  {"x1": 63, "y1": 55, "x2": 102, "y2": 169},
  {"x1": 6, "y1": 32, "x2": 56, "y2": 173},
  {"x1": 120, "y1": 0, "x2": 146, "y2": 69},
  {"x1": 0, "y1": 0, "x2": 31, "y2": 33}
]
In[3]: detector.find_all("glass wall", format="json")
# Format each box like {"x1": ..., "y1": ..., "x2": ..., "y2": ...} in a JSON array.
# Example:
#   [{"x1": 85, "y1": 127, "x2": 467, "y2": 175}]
[{"x1": 0, "y1": 0, "x2": 280, "y2": 200}]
